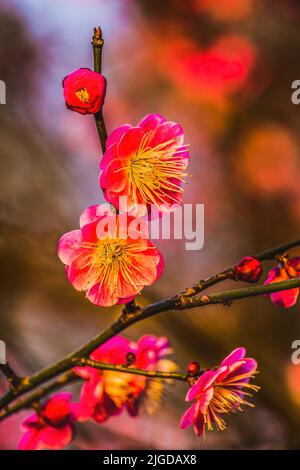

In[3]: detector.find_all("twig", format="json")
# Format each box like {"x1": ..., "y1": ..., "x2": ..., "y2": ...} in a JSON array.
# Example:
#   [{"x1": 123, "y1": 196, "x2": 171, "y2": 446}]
[
  {"x1": 0, "y1": 273, "x2": 299, "y2": 416},
  {"x1": 0, "y1": 363, "x2": 22, "y2": 393},
  {"x1": 0, "y1": 371, "x2": 78, "y2": 422},
  {"x1": 92, "y1": 26, "x2": 107, "y2": 153}
]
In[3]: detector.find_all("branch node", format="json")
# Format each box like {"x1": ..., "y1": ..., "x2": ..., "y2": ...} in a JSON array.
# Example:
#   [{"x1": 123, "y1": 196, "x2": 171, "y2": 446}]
[{"x1": 0, "y1": 363, "x2": 22, "y2": 393}]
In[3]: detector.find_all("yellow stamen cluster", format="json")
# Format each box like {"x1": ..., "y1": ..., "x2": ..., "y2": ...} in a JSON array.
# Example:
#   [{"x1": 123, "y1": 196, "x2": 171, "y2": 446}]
[
  {"x1": 203, "y1": 370, "x2": 259, "y2": 436},
  {"x1": 126, "y1": 133, "x2": 188, "y2": 206},
  {"x1": 75, "y1": 87, "x2": 90, "y2": 103},
  {"x1": 80, "y1": 239, "x2": 142, "y2": 295}
]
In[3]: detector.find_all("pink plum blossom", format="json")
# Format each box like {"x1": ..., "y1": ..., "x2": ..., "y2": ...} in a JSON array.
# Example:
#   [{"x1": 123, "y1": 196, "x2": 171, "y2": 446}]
[
  {"x1": 264, "y1": 256, "x2": 300, "y2": 308},
  {"x1": 100, "y1": 114, "x2": 190, "y2": 217},
  {"x1": 73, "y1": 335, "x2": 176, "y2": 422},
  {"x1": 58, "y1": 204, "x2": 164, "y2": 307},
  {"x1": 18, "y1": 393, "x2": 75, "y2": 450},
  {"x1": 180, "y1": 347, "x2": 258, "y2": 437}
]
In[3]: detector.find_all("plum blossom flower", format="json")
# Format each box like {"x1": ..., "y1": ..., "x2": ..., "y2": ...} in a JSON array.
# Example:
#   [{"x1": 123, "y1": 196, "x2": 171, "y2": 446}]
[
  {"x1": 180, "y1": 348, "x2": 258, "y2": 437},
  {"x1": 63, "y1": 68, "x2": 106, "y2": 114},
  {"x1": 18, "y1": 393, "x2": 75, "y2": 450},
  {"x1": 58, "y1": 204, "x2": 164, "y2": 307},
  {"x1": 264, "y1": 256, "x2": 300, "y2": 308},
  {"x1": 234, "y1": 256, "x2": 262, "y2": 283},
  {"x1": 100, "y1": 114, "x2": 190, "y2": 217},
  {"x1": 73, "y1": 335, "x2": 176, "y2": 422}
]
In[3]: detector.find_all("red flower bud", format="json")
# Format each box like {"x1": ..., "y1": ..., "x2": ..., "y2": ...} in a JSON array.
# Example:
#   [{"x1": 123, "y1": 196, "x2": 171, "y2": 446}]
[
  {"x1": 234, "y1": 256, "x2": 262, "y2": 283},
  {"x1": 63, "y1": 68, "x2": 106, "y2": 115},
  {"x1": 187, "y1": 361, "x2": 201, "y2": 376}
]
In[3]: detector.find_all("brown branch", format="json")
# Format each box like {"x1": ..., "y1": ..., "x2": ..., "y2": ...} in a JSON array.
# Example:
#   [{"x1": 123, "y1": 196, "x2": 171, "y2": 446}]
[
  {"x1": 0, "y1": 272, "x2": 299, "y2": 417},
  {"x1": 0, "y1": 363, "x2": 22, "y2": 393},
  {"x1": 92, "y1": 26, "x2": 107, "y2": 153}
]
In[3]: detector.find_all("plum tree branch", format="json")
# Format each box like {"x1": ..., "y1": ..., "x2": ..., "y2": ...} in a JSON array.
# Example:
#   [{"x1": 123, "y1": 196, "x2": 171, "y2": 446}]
[
  {"x1": 0, "y1": 237, "x2": 299, "y2": 418},
  {"x1": 92, "y1": 26, "x2": 107, "y2": 153}
]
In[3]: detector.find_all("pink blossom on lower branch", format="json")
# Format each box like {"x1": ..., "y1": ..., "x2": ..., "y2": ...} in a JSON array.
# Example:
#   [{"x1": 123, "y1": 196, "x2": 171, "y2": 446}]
[
  {"x1": 72, "y1": 335, "x2": 176, "y2": 422},
  {"x1": 18, "y1": 393, "x2": 75, "y2": 450},
  {"x1": 180, "y1": 348, "x2": 259, "y2": 438},
  {"x1": 264, "y1": 256, "x2": 300, "y2": 308},
  {"x1": 57, "y1": 204, "x2": 164, "y2": 307}
]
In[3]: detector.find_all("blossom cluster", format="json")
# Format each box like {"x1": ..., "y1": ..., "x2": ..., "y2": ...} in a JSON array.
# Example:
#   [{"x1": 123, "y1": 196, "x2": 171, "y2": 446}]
[
  {"x1": 18, "y1": 343, "x2": 258, "y2": 449},
  {"x1": 20, "y1": 48, "x2": 300, "y2": 450}
]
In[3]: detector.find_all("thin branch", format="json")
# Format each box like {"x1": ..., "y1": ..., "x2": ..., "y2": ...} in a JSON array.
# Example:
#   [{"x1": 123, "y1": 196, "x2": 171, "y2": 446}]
[
  {"x1": 92, "y1": 26, "x2": 107, "y2": 153},
  {"x1": 0, "y1": 363, "x2": 22, "y2": 392},
  {"x1": 0, "y1": 274, "x2": 299, "y2": 416},
  {"x1": 0, "y1": 371, "x2": 78, "y2": 422},
  {"x1": 76, "y1": 358, "x2": 188, "y2": 381},
  {"x1": 255, "y1": 239, "x2": 300, "y2": 261}
]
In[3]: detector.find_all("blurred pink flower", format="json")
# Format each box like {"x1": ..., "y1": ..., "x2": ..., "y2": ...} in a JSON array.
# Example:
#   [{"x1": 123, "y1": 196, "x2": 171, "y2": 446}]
[
  {"x1": 180, "y1": 347, "x2": 258, "y2": 437},
  {"x1": 100, "y1": 114, "x2": 189, "y2": 217},
  {"x1": 57, "y1": 204, "x2": 164, "y2": 307},
  {"x1": 160, "y1": 36, "x2": 256, "y2": 103},
  {"x1": 63, "y1": 68, "x2": 106, "y2": 115},
  {"x1": 264, "y1": 257, "x2": 300, "y2": 308},
  {"x1": 73, "y1": 335, "x2": 176, "y2": 422},
  {"x1": 18, "y1": 393, "x2": 75, "y2": 450}
]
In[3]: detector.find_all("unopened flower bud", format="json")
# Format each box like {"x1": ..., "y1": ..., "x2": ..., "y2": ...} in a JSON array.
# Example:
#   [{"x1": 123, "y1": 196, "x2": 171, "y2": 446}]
[
  {"x1": 63, "y1": 68, "x2": 106, "y2": 115},
  {"x1": 234, "y1": 256, "x2": 262, "y2": 283},
  {"x1": 187, "y1": 361, "x2": 201, "y2": 376},
  {"x1": 126, "y1": 352, "x2": 136, "y2": 366}
]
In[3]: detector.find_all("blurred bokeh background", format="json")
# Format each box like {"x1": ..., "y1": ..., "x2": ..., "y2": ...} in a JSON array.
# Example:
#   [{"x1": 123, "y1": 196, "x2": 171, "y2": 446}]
[{"x1": 1, "y1": 0, "x2": 300, "y2": 450}]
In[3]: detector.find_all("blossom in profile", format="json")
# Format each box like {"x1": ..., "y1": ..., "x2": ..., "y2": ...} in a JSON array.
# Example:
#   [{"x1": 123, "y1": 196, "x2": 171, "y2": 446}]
[
  {"x1": 234, "y1": 256, "x2": 262, "y2": 283},
  {"x1": 73, "y1": 335, "x2": 176, "y2": 422},
  {"x1": 180, "y1": 348, "x2": 258, "y2": 437},
  {"x1": 63, "y1": 68, "x2": 106, "y2": 114},
  {"x1": 100, "y1": 114, "x2": 189, "y2": 217},
  {"x1": 264, "y1": 256, "x2": 300, "y2": 308},
  {"x1": 57, "y1": 204, "x2": 164, "y2": 307},
  {"x1": 18, "y1": 393, "x2": 75, "y2": 450}
]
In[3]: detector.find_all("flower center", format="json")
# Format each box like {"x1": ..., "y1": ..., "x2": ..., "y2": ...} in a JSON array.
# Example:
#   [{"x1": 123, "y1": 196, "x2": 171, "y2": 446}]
[
  {"x1": 127, "y1": 133, "x2": 188, "y2": 206},
  {"x1": 75, "y1": 87, "x2": 90, "y2": 103},
  {"x1": 81, "y1": 239, "x2": 139, "y2": 293}
]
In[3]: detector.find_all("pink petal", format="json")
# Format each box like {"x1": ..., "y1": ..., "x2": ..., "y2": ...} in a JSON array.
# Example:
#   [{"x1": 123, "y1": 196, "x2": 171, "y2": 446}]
[
  {"x1": 21, "y1": 413, "x2": 40, "y2": 431},
  {"x1": 180, "y1": 402, "x2": 197, "y2": 429},
  {"x1": 198, "y1": 387, "x2": 214, "y2": 414},
  {"x1": 101, "y1": 158, "x2": 127, "y2": 192},
  {"x1": 79, "y1": 205, "x2": 101, "y2": 228},
  {"x1": 186, "y1": 368, "x2": 226, "y2": 401},
  {"x1": 270, "y1": 288, "x2": 299, "y2": 308},
  {"x1": 137, "y1": 114, "x2": 166, "y2": 132},
  {"x1": 220, "y1": 347, "x2": 246, "y2": 368},
  {"x1": 57, "y1": 230, "x2": 82, "y2": 265},
  {"x1": 106, "y1": 124, "x2": 132, "y2": 149},
  {"x1": 38, "y1": 425, "x2": 74, "y2": 450},
  {"x1": 67, "y1": 252, "x2": 94, "y2": 291},
  {"x1": 86, "y1": 282, "x2": 118, "y2": 307},
  {"x1": 18, "y1": 430, "x2": 41, "y2": 450},
  {"x1": 91, "y1": 336, "x2": 133, "y2": 364},
  {"x1": 117, "y1": 127, "x2": 145, "y2": 159},
  {"x1": 147, "y1": 121, "x2": 184, "y2": 151}
]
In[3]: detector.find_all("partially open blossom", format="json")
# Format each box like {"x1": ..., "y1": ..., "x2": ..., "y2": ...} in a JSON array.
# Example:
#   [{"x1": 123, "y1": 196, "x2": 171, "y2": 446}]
[
  {"x1": 57, "y1": 204, "x2": 164, "y2": 307},
  {"x1": 180, "y1": 348, "x2": 258, "y2": 437},
  {"x1": 18, "y1": 393, "x2": 75, "y2": 450},
  {"x1": 73, "y1": 335, "x2": 176, "y2": 422},
  {"x1": 234, "y1": 256, "x2": 262, "y2": 283},
  {"x1": 63, "y1": 68, "x2": 106, "y2": 115},
  {"x1": 264, "y1": 256, "x2": 300, "y2": 308},
  {"x1": 100, "y1": 114, "x2": 190, "y2": 217}
]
